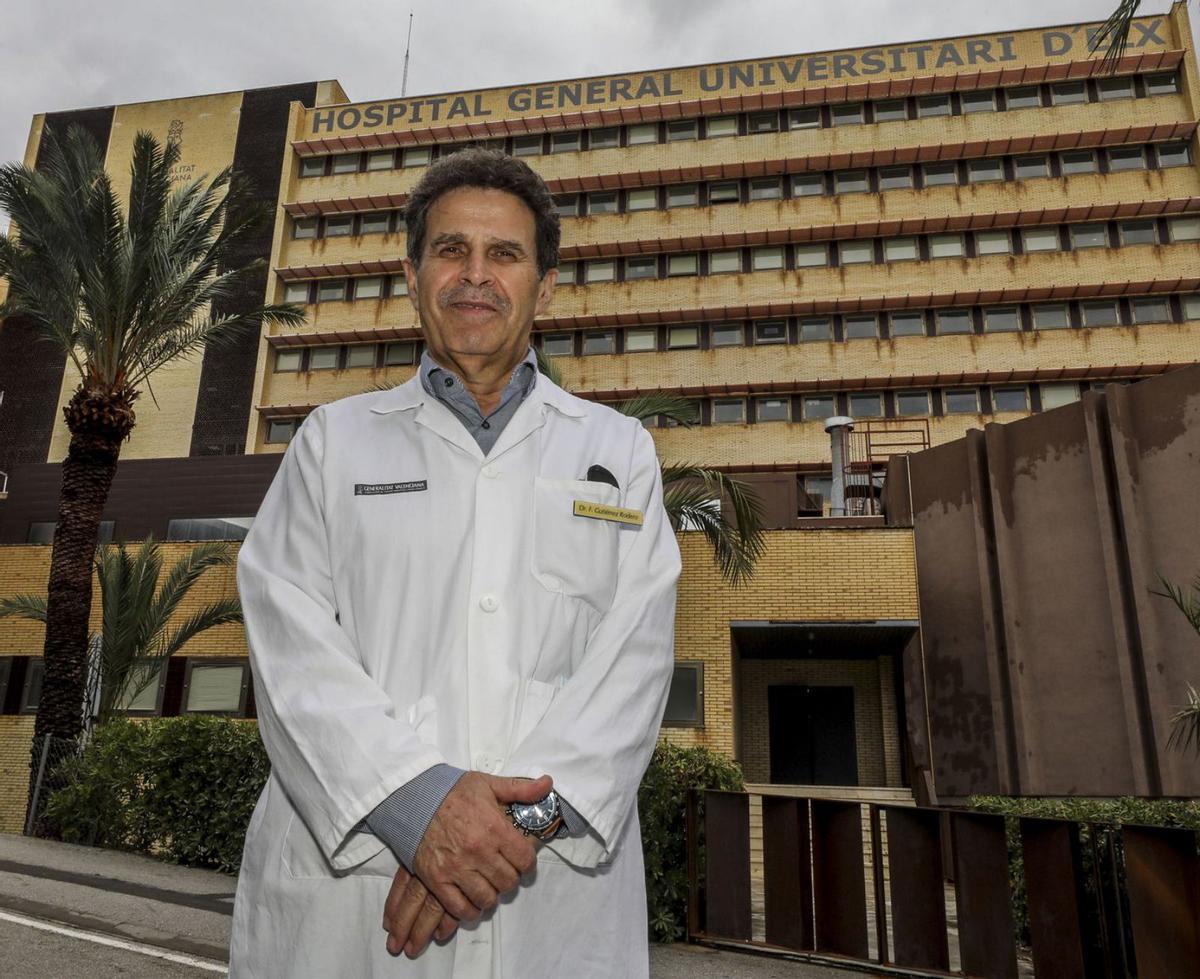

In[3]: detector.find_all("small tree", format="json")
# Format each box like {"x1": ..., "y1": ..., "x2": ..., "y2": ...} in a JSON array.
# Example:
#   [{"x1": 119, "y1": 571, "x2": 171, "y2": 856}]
[{"x1": 1152, "y1": 572, "x2": 1200, "y2": 755}]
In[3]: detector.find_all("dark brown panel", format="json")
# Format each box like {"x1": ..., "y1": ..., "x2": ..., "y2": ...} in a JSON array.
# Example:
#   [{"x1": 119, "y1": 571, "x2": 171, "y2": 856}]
[
  {"x1": 1124, "y1": 825, "x2": 1200, "y2": 979},
  {"x1": 1019, "y1": 818, "x2": 1088, "y2": 979},
  {"x1": 887, "y1": 807, "x2": 948, "y2": 970},
  {"x1": 762, "y1": 796, "x2": 813, "y2": 950},
  {"x1": 704, "y1": 791, "x2": 751, "y2": 940},
  {"x1": 811, "y1": 800, "x2": 867, "y2": 958},
  {"x1": 951, "y1": 812, "x2": 1017, "y2": 979}
]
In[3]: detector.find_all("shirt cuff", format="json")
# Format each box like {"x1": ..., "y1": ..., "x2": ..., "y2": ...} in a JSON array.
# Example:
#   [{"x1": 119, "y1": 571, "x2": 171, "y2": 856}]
[
  {"x1": 365, "y1": 763, "x2": 466, "y2": 869},
  {"x1": 557, "y1": 796, "x2": 588, "y2": 838}
]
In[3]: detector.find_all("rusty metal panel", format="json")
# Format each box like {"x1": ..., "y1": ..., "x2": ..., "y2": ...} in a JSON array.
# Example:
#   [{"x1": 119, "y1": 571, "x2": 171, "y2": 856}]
[
  {"x1": 762, "y1": 796, "x2": 813, "y2": 951},
  {"x1": 1124, "y1": 824, "x2": 1200, "y2": 979},
  {"x1": 887, "y1": 807, "x2": 948, "y2": 971},
  {"x1": 703, "y1": 791, "x2": 751, "y2": 941},
  {"x1": 811, "y1": 800, "x2": 868, "y2": 958},
  {"x1": 1019, "y1": 818, "x2": 1089, "y2": 979},
  {"x1": 951, "y1": 812, "x2": 1017, "y2": 979}
]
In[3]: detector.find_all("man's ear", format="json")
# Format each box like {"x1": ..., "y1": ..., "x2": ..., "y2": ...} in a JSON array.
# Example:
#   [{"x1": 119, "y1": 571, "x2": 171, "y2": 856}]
[
  {"x1": 402, "y1": 257, "x2": 421, "y2": 315},
  {"x1": 534, "y1": 267, "x2": 558, "y2": 316}
]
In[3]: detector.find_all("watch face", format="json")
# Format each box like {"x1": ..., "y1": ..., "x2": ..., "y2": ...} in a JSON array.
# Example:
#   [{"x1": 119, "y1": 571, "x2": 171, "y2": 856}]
[{"x1": 513, "y1": 791, "x2": 559, "y2": 831}]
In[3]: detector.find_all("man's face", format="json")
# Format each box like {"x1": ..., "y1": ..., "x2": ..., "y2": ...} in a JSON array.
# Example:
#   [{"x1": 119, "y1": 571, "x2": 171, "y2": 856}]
[{"x1": 403, "y1": 186, "x2": 556, "y2": 369}]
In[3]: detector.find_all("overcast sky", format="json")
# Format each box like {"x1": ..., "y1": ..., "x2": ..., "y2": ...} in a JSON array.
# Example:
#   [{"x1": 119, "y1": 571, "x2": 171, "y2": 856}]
[{"x1": 0, "y1": 0, "x2": 1190, "y2": 174}]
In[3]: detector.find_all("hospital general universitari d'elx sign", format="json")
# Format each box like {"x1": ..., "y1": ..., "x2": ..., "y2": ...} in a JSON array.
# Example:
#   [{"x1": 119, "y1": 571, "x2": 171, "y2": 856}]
[{"x1": 308, "y1": 17, "x2": 1172, "y2": 136}]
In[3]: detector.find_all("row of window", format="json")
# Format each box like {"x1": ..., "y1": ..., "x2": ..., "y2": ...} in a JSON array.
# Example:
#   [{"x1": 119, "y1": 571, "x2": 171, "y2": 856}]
[
  {"x1": 289, "y1": 140, "x2": 1193, "y2": 241},
  {"x1": 296, "y1": 71, "x2": 1181, "y2": 177},
  {"x1": 25, "y1": 517, "x2": 252, "y2": 545}
]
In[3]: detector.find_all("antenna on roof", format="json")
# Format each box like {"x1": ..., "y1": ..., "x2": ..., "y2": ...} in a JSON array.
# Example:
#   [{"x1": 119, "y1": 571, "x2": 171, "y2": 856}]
[{"x1": 401, "y1": 12, "x2": 414, "y2": 98}]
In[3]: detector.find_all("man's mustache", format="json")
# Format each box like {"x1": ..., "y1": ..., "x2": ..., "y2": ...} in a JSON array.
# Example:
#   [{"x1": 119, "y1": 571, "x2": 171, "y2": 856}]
[{"x1": 437, "y1": 284, "x2": 511, "y2": 312}]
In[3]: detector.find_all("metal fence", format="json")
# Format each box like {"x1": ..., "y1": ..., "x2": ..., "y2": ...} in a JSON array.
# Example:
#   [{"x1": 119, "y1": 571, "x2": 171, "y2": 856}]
[
  {"x1": 687, "y1": 789, "x2": 1200, "y2": 979},
  {"x1": 23, "y1": 733, "x2": 83, "y2": 837}
]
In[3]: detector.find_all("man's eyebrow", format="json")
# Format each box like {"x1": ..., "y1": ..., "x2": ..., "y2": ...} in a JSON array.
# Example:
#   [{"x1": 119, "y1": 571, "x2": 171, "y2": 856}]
[
  {"x1": 489, "y1": 238, "x2": 527, "y2": 255},
  {"x1": 427, "y1": 232, "x2": 529, "y2": 256}
]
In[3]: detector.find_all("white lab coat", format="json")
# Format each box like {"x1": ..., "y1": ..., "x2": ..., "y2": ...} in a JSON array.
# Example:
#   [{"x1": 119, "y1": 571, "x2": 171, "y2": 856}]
[{"x1": 228, "y1": 370, "x2": 681, "y2": 978}]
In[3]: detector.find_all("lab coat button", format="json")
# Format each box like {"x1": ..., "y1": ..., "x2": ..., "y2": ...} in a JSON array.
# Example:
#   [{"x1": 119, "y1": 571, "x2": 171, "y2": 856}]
[
  {"x1": 479, "y1": 594, "x2": 500, "y2": 612},
  {"x1": 482, "y1": 465, "x2": 498, "y2": 479}
]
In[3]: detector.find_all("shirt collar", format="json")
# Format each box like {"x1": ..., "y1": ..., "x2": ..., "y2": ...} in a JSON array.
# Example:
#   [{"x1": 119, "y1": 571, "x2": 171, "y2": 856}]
[{"x1": 418, "y1": 346, "x2": 538, "y2": 403}]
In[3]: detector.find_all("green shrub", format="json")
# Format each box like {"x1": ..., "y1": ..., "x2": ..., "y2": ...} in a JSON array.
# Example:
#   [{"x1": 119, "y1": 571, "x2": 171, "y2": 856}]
[{"x1": 638, "y1": 741, "x2": 744, "y2": 942}]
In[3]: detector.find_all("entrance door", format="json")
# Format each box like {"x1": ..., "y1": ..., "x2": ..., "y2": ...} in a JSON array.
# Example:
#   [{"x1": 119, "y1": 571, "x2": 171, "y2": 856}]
[{"x1": 768, "y1": 685, "x2": 858, "y2": 785}]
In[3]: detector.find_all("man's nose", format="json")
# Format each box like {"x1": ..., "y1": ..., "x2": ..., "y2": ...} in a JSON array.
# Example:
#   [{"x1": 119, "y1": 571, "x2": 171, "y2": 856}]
[{"x1": 459, "y1": 249, "x2": 494, "y2": 286}]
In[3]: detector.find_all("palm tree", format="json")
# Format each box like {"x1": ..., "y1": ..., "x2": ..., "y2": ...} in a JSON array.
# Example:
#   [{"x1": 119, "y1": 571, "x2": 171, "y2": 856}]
[
  {"x1": 1152, "y1": 573, "x2": 1200, "y2": 755},
  {"x1": 0, "y1": 124, "x2": 304, "y2": 768},
  {"x1": 1093, "y1": 1, "x2": 1144, "y2": 72},
  {"x1": 1, "y1": 537, "x2": 243, "y2": 730}
]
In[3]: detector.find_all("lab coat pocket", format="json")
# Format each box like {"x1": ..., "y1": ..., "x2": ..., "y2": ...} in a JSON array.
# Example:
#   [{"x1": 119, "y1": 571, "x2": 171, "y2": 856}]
[{"x1": 532, "y1": 477, "x2": 622, "y2": 611}]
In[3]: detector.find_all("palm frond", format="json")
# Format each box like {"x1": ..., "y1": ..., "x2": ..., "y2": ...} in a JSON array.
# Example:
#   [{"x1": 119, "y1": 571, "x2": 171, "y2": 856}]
[
  {"x1": 0, "y1": 594, "x2": 49, "y2": 622},
  {"x1": 1151, "y1": 572, "x2": 1200, "y2": 634},
  {"x1": 1166, "y1": 686, "x2": 1200, "y2": 756},
  {"x1": 661, "y1": 463, "x2": 766, "y2": 586},
  {"x1": 615, "y1": 393, "x2": 699, "y2": 427},
  {"x1": 1090, "y1": 0, "x2": 1142, "y2": 74}
]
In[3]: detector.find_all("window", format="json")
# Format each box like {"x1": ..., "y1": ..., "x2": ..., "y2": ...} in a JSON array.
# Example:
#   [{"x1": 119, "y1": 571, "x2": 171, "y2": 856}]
[
  {"x1": 834, "y1": 170, "x2": 868, "y2": 194},
  {"x1": 791, "y1": 173, "x2": 824, "y2": 197},
  {"x1": 922, "y1": 162, "x2": 958, "y2": 187},
  {"x1": 756, "y1": 397, "x2": 790, "y2": 422},
  {"x1": 353, "y1": 277, "x2": 383, "y2": 300},
  {"x1": 794, "y1": 243, "x2": 828, "y2": 267},
  {"x1": 936, "y1": 308, "x2": 973, "y2": 334},
  {"x1": 624, "y1": 328, "x2": 657, "y2": 352},
  {"x1": 662, "y1": 400, "x2": 701, "y2": 427},
  {"x1": 754, "y1": 320, "x2": 787, "y2": 344},
  {"x1": 1070, "y1": 223, "x2": 1109, "y2": 249},
  {"x1": 961, "y1": 90, "x2": 996, "y2": 113},
  {"x1": 706, "y1": 115, "x2": 738, "y2": 139},
  {"x1": 993, "y1": 387, "x2": 1029, "y2": 412},
  {"x1": 709, "y1": 181, "x2": 740, "y2": 204},
  {"x1": 625, "y1": 256, "x2": 658, "y2": 280},
  {"x1": 553, "y1": 194, "x2": 579, "y2": 218},
  {"x1": 710, "y1": 250, "x2": 742, "y2": 274},
  {"x1": 751, "y1": 246, "x2": 784, "y2": 271},
  {"x1": 748, "y1": 112, "x2": 779, "y2": 134},
  {"x1": 799, "y1": 317, "x2": 832, "y2": 342},
  {"x1": 1023, "y1": 227, "x2": 1060, "y2": 252},
  {"x1": 309, "y1": 346, "x2": 340, "y2": 370},
  {"x1": 1006, "y1": 85, "x2": 1041, "y2": 109},
  {"x1": 896, "y1": 390, "x2": 931, "y2": 416},
  {"x1": 266, "y1": 418, "x2": 300, "y2": 443},
  {"x1": 789, "y1": 107, "x2": 821, "y2": 130},
  {"x1": 802, "y1": 395, "x2": 836, "y2": 420},
  {"x1": 274, "y1": 348, "x2": 303, "y2": 372},
  {"x1": 662, "y1": 664, "x2": 704, "y2": 726},
  {"x1": 184, "y1": 662, "x2": 247, "y2": 715},
  {"x1": 748, "y1": 177, "x2": 783, "y2": 201},
  {"x1": 366, "y1": 150, "x2": 394, "y2": 172},
  {"x1": 883, "y1": 237, "x2": 919, "y2": 262},
  {"x1": 666, "y1": 119, "x2": 698, "y2": 142},
  {"x1": 1146, "y1": 72, "x2": 1179, "y2": 95},
  {"x1": 292, "y1": 216, "x2": 318, "y2": 240},
  {"x1": 712, "y1": 398, "x2": 746, "y2": 423},
  {"x1": 803, "y1": 475, "x2": 833, "y2": 508},
  {"x1": 549, "y1": 131, "x2": 581, "y2": 154},
  {"x1": 1183, "y1": 295, "x2": 1200, "y2": 320},
  {"x1": 116, "y1": 661, "x2": 165, "y2": 714},
  {"x1": 20, "y1": 659, "x2": 44, "y2": 712},
  {"x1": 542, "y1": 333, "x2": 573, "y2": 357},
  {"x1": 1158, "y1": 142, "x2": 1192, "y2": 167},
  {"x1": 967, "y1": 158, "x2": 1003, "y2": 183},
  {"x1": 584, "y1": 260, "x2": 616, "y2": 283},
  {"x1": 1051, "y1": 81, "x2": 1087, "y2": 105},
  {"x1": 582, "y1": 331, "x2": 615, "y2": 355},
  {"x1": 299, "y1": 156, "x2": 325, "y2": 178},
  {"x1": 556, "y1": 261, "x2": 577, "y2": 284},
  {"x1": 839, "y1": 239, "x2": 873, "y2": 265},
  {"x1": 930, "y1": 233, "x2": 965, "y2": 258},
  {"x1": 1081, "y1": 300, "x2": 1120, "y2": 327},
  {"x1": 402, "y1": 147, "x2": 432, "y2": 167},
  {"x1": 511, "y1": 135, "x2": 542, "y2": 157},
  {"x1": 1119, "y1": 220, "x2": 1158, "y2": 245},
  {"x1": 384, "y1": 341, "x2": 416, "y2": 366},
  {"x1": 710, "y1": 323, "x2": 743, "y2": 346},
  {"x1": 361, "y1": 212, "x2": 390, "y2": 235},
  {"x1": 878, "y1": 166, "x2": 913, "y2": 190},
  {"x1": 668, "y1": 325, "x2": 699, "y2": 349},
  {"x1": 843, "y1": 314, "x2": 878, "y2": 339},
  {"x1": 1061, "y1": 150, "x2": 1098, "y2": 175},
  {"x1": 1168, "y1": 217, "x2": 1200, "y2": 242},
  {"x1": 1098, "y1": 76, "x2": 1134, "y2": 100},
  {"x1": 889, "y1": 311, "x2": 925, "y2": 337},
  {"x1": 976, "y1": 230, "x2": 1012, "y2": 255},
  {"x1": 667, "y1": 254, "x2": 698, "y2": 276},
  {"x1": 627, "y1": 123, "x2": 659, "y2": 145},
  {"x1": 873, "y1": 98, "x2": 907, "y2": 122},
  {"x1": 666, "y1": 184, "x2": 699, "y2": 208},
  {"x1": 1041, "y1": 381, "x2": 1081, "y2": 410},
  {"x1": 944, "y1": 388, "x2": 980, "y2": 413},
  {"x1": 831, "y1": 102, "x2": 863, "y2": 126},
  {"x1": 331, "y1": 153, "x2": 360, "y2": 175},
  {"x1": 324, "y1": 215, "x2": 354, "y2": 237},
  {"x1": 1108, "y1": 146, "x2": 1146, "y2": 171},
  {"x1": 27, "y1": 521, "x2": 114, "y2": 544},
  {"x1": 166, "y1": 517, "x2": 254, "y2": 541},
  {"x1": 1131, "y1": 297, "x2": 1170, "y2": 324},
  {"x1": 283, "y1": 281, "x2": 310, "y2": 304},
  {"x1": 917, "y1": 95, "x2": 952, "y2": 117},
  {"x1": 590, "y1": 127, "x2": 620, "y2": 149},
  {"x1": 1032, "y1": 303, "x2": 1070, "y2": 330},
  {"x1": 626, "y1": 187, "x2": 658, "y2": 211},
  {"x1": 983, "y1": 306, "x2": 1020, "y2": 332},
  {"x1": 316, "y1": 279, "x2": 347, "y2": 302},
  {"x1": 849, "y1": 392, "x2": 883, "y2": 418},
  {"x1": 1015, "y1": 154, "x2": 1049, "y2": 180}
]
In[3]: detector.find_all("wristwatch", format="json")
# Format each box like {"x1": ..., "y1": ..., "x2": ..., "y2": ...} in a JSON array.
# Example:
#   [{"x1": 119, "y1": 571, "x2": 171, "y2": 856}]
[{"x1": 506, "y1": 790, "x2": 564, "y2": 841}]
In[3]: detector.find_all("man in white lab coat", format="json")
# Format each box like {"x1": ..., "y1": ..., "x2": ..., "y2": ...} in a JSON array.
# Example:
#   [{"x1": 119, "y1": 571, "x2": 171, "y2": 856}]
[{"x1": 229, "y1": 147, "x2": 682, "y2": 977}]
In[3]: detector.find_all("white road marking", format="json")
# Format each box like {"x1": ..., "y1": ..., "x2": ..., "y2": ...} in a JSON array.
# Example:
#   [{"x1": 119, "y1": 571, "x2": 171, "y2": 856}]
[{"x1": 0, "y1": 908, "x2": 228, "y2": 973}]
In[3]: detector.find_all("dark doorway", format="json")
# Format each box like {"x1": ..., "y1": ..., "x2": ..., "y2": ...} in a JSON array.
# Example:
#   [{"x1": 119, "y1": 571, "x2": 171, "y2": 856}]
[{"x1": 768, "y1": 685, "x2": 858, "y2": 785}]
